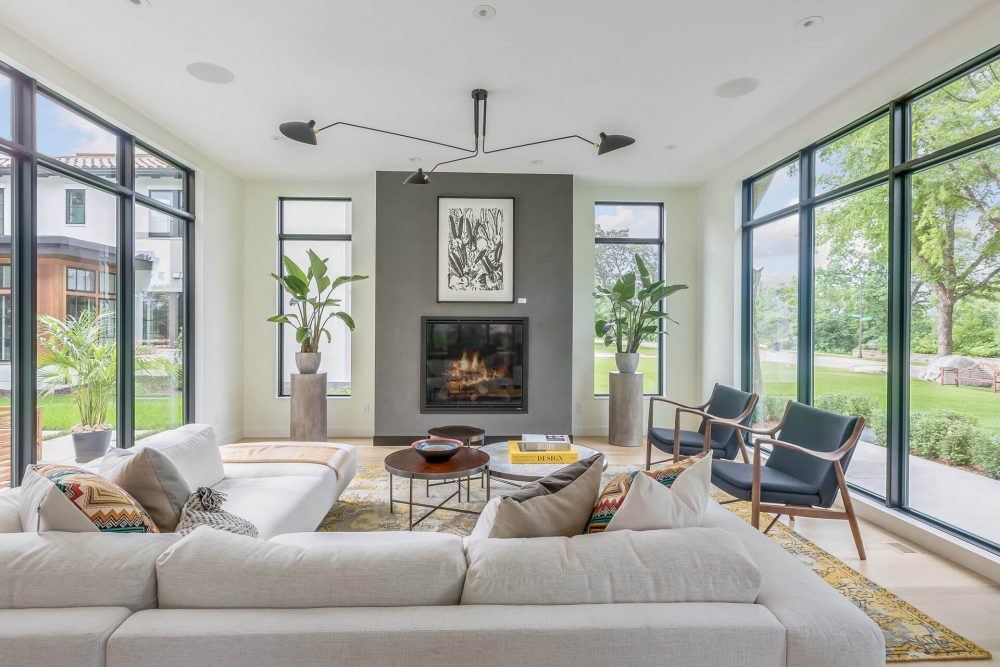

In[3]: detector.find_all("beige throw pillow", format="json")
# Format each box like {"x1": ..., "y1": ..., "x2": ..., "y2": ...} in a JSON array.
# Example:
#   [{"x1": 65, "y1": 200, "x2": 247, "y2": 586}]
[
  {"x1": 605, "y1": 451, "x2": 712, "y2": 531},
  {"x1": 100, "y1": 447, "x2": 192, "y2": 531},
  {"x1": 484, "y1": 453, "x2": 604, "y2": 538}
]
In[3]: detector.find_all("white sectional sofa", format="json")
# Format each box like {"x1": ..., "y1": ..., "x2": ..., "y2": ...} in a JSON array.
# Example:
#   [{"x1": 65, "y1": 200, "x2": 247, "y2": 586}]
[{"x1": 0, "y1": 426, "x2": 885, "y2": 667}]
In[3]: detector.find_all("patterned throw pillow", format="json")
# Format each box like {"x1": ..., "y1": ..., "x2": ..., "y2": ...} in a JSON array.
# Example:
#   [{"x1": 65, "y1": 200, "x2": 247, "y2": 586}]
[
  {"x1": 25, "y1": 464, "x2": 158, "y2": 533},
  {"x1": 585, "y1": 453, "x2": 705, "y2": 534}
]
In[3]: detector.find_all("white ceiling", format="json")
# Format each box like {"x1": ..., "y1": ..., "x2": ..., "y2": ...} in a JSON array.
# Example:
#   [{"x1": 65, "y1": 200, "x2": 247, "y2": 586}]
[{"x1": 0, "y1": 0, "x2": 992, "y2": 184}]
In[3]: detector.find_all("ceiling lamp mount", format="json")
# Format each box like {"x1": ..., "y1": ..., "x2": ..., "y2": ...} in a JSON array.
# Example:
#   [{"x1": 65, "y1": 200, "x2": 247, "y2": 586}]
[{"x1": 278, "y1": 88, "x2": 636, "y2": 184}]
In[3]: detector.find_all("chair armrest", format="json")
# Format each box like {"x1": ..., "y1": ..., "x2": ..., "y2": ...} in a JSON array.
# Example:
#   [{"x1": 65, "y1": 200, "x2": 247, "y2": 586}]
[
  {"x1": 705, "y1": 417, "x2": 781, "y2": 437},
  {"x1": 756, "y1": 415, "x2": 866, "y2": 463},
  {"x1": 648, "y1": 396, "x2": 710, "y2": 429}
]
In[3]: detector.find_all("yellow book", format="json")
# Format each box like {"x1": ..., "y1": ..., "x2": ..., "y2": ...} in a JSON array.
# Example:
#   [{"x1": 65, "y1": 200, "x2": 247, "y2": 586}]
[{"x1": 508, "y1": 440, "x2": 579, "y2": 464}]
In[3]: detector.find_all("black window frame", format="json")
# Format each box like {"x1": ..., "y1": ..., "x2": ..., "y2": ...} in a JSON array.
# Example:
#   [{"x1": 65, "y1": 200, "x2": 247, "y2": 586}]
[
  {"x1": 147, "y1": 189, "x2": 183, "y2": 237},
  {"x1": 740, "y1": 44, "x2": 1000, "y2": 555},
  {"x1": 276, "y1": 196, "x2": 353, "y2": 398},
  {"x1": 65, "y1": 188, "x2": 86, "y2": 225},
  {"x1": 0, "y1": 58, "x2": 196, "y2": 486},
  {"x1": 593, "y1": 201, "x2": 665, "y2": 397}
]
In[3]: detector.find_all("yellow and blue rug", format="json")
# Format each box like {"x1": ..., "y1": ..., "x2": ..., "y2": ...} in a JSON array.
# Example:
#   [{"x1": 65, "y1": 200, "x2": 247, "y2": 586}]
[{"x1": 320, "y1": 465, "x2": 992, "y2": 663}]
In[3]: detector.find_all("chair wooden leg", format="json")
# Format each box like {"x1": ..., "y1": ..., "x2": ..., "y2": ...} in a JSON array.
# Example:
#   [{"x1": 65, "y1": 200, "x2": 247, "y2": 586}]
[
  {"x1": 737, "y1": 432, "x2": 749, "y2": 464},
  {"x1": 645, "y1": 439, "x2": 652, "y2": 471},
  {"x1": 672, "y1": 411, "x2": 682, "y2": 464},
  {"x1": 751, "y1": 469, "x2": 761, "y2": 530},
  {"x1": 836, "y1": 463, "x2": 866, "y2": 560}
]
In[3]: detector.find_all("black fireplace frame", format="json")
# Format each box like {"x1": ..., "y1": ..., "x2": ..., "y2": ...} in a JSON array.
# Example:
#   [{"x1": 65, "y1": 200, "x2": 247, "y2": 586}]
[{"x1": 420, "y1": 316, "x2": 528, "y2": 414}]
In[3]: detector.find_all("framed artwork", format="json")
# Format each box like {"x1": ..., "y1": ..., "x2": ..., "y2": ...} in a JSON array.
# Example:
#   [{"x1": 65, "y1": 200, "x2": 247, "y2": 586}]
[{"x1": 437, "y1": 196, "x2": 515, "y2": 302}]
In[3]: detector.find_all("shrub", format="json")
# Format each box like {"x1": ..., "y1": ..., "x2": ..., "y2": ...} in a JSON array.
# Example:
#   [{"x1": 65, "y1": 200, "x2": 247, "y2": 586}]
[
  {"x1": 909, "y1": 410, "x2": 980, "y2": 466},
  {"x1": 759, "y1": 395, "x2": 792, "y2": 423},
  {"x1": 973, "y1": 437, "x2": 1000, "y2": 480}
]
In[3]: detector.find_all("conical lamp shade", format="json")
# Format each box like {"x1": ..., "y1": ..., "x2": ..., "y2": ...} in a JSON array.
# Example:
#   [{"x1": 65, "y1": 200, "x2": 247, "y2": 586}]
[
  {"x1": 279, "y1": 120, "x2": 318, "y2": 145},
  {"x1": 403, "y1": 168, "x2": 430, "y2": 185},
  {"x1": 597, "y1": 132, "x2": 635, "y2": 155}
]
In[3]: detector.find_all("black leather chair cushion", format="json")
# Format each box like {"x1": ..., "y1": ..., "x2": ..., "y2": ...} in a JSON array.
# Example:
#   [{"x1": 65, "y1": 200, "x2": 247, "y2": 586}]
[
  {"x1": 648, "y1": 428, "x2": 724, "y2": 456},
  {"x1": 767, "y1": 403, "x2": 859, "y2": 508},
  {"x1": 711, "y1": 459, "x2": 822, "y2": 507}
]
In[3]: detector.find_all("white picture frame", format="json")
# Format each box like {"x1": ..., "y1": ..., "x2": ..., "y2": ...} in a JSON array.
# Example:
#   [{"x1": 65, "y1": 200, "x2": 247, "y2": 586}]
[{"x1": 437, "y1": 196, "x2": 515, "y2": 303}]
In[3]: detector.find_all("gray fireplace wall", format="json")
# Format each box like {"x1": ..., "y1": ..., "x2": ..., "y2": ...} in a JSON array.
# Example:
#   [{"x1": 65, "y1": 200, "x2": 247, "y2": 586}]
[{"x1": 374, "y1": 171, "x2": 573, "y2": 442}]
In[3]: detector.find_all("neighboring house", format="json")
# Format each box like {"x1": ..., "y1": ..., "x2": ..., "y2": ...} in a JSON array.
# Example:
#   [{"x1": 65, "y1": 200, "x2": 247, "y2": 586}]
[{"x1": 0, "y1": 152, "x2": 184, "y2": 392}]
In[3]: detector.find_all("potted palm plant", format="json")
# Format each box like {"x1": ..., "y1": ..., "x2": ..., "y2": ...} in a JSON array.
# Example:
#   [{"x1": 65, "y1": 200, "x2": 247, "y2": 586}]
[
  {"x1": 594, "y1": 253, "x2": 688, "y2": 373},
  {"x1": 37, "y1": 309, "x2": 175, "y2": 462},
  {"x1": 268, "y1": 249, "x2": 367, "y2": 373}
]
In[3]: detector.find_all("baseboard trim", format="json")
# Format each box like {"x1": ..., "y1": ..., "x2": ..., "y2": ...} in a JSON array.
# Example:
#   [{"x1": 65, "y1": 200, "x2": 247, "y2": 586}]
[{"x1": 853, "y1": 495, "x2": 1000, "y2": 584}]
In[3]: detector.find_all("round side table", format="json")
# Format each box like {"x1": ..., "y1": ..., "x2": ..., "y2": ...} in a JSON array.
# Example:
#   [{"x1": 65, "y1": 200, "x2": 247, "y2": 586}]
[
  {"x1": 427, "y1": 425, "x2": 487, "y2": 497},
  {"x1": 384, "y1": 447, "x2": 490, "y2": 530}
]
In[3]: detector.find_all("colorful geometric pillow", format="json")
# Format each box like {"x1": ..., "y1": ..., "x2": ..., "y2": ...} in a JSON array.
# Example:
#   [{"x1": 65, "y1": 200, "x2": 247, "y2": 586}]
[
  {"x1": 585, "y1": 453, "x2": 705, "y2": 534},
  {"x1": 21, "y1": 464, "x2": 158, "y2": 533}
]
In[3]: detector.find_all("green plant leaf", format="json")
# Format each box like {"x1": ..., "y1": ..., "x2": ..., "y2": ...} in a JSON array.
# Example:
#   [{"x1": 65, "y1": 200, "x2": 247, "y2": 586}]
[
  {"x1": 330, "y1": 274, "x2": 369, "y2": 291},
  {"x1": 333, "y1": 311, "x2": 356, "y2": 331},
  {"x1": 307, "y1": 249, "x2": 328, "y2": 280},
  {"x1": 267, "y1": 314, "x2": 293, "y2": 324},
  {"x1": 282, "y1": 256, "x2": 307, "y2": 284}
]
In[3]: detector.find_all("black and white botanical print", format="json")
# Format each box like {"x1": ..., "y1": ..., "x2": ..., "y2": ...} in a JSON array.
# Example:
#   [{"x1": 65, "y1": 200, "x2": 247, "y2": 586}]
[
  {"x1": 447, "y1": 206, "x2": 504, "y2": 291},
  {"x1": 438, "y1": 197, "x2": 514, "y2": 302}
]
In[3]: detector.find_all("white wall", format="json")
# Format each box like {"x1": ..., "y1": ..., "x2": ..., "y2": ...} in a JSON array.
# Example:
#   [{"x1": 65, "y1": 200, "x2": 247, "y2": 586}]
[
  {"x1": 241, "y1": 177, "x2": 376, "y2": 438},
  {"x1": 697, "y1": 2, "x2": 1000, "y2": 397},
  {"x1": 0, "y1": 22, "x2": 246, "y2": 444},
  {"x1": 572, "y1": 179, "x2": 701, "y2": 435}
]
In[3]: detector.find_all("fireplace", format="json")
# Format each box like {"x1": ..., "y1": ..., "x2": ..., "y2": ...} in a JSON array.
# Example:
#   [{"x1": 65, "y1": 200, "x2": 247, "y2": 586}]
[{"x1": 421, "y1": 317, "x2": 527, "y2": 413}]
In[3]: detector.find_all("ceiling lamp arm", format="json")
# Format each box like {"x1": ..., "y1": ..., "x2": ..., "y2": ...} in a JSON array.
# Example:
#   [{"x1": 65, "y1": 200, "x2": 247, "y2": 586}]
[
  {"x1": 478, "y1": 94, "x2": 597, "y2": 154},
  {"x1": 429, "y1": 146, "x2": 480, "y2": 174},
  {"x1": 313, "y1": 120, "x2": 477, "y2": 153}
]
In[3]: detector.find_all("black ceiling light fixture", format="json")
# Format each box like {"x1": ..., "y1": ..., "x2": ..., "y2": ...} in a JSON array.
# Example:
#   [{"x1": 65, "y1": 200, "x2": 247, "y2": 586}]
[{"x1": 278, "y1": 88, "x2": 636, "y2": 184}]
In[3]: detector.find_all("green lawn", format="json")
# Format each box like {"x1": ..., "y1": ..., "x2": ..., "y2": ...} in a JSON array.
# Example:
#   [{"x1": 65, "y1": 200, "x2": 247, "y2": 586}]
[
  {"x1": 594, "y1": 341, "x2": 659, "y2": 394},
  {"x1": 761, "y1": 361, "x2": 1000, "y2": 435},
  {"x1": 0, "y1": 394, "x2": 183, "y2": 437}
]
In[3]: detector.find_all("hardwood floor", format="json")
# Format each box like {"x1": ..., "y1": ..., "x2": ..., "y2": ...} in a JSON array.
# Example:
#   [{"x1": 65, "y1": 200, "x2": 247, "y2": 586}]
[{"x1": 244, "y1": 435, "x2": 1000, "y2": 663}]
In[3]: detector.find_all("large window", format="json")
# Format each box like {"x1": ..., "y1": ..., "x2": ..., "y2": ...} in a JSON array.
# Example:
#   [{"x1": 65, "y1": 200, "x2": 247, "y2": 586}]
[
  {"x1": 593, "y1": 202, "x2": 664, "y2": 395},
  {"x1": 277, "y1": 198, "x2": 353, "y2": 397},
  {"x1": 740, "y1": 46, "x2": 1000, "y2": 553},
  {"x1": 0, "y1": 60, "x2": 194, "y2": 487}
]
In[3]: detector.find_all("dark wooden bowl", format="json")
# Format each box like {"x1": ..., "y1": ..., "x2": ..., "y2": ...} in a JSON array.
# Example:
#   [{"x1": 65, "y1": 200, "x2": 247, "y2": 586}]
[{"x1": 411, "y1": 438, "x2": 464, "y2": 463}]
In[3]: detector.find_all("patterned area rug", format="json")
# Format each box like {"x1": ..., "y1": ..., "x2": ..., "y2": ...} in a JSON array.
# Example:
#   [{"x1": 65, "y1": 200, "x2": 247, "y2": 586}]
[{"x1": 320, "y1": 465, "x2": 992, "y2": 663}]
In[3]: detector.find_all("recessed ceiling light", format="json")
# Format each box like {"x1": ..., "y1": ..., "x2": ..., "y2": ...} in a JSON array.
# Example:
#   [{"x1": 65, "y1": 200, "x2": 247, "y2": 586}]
[
  {"x1": 271, "y1": 135, "x2": 283, "y2": 141},
  {"x1": 530, "y1": 159, "x2": 544, "y2": 165},
  {"x1": 662, "y1": 144, "x2": 679, "y2": 151},
  {"x1": 127, "y1": 0, "x2": 149, "y2": 5},
  {"x1": 409, "y1": 157, "x2": 422, "y2": 163},
  {"x1": 797, "y1": 15, "x2": 824, "y2": 29},
  {"x1": 473, "y1": 5, "x2": 496, "y2": 20},
  {"x1": 714, "y1": 77, "x2": 759, "y2": 98},
  {"x1": 185, "y1": 62, "x2": 235, "y2": 85}
]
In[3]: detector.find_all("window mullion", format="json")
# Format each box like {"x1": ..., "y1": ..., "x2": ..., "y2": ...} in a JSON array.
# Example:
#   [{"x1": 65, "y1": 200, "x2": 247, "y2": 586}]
[
  {"x1": 117, "y1": 137, "x2": 135, "y2": 448},
  {"x1": 797, "y1": 148, "x2": 814, "y2": 406}
]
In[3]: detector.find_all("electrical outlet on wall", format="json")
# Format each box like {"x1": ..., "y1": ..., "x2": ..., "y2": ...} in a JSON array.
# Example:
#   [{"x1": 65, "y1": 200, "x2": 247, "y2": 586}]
[
  {"x1": 517, "y1": 297, "x2": 527, "y2": 304},
  {"x1": 362, "y1": 404, "x2": 370, "y2": 414}
]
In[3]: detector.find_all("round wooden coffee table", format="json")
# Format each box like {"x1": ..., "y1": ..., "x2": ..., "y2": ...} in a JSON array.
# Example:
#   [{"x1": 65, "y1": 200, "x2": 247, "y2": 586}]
[{"x1": 384, "y1": 447, "x2": 490, "y2": 530}]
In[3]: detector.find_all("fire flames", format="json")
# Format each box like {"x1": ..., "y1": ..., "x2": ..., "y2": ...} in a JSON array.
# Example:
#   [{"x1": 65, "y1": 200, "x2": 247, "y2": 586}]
[{"x1": 442, "y1": 350, "x2": 508, "y2": 399}]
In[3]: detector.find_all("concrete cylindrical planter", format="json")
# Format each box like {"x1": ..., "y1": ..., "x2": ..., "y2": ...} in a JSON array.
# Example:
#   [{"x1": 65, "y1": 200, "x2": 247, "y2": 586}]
[
  {"x1": 295, "y1": 352, "x2": 322, "y2": 374},
  {"x1": 71, "y1": 429, "x2": 112, "y2": 463},
  {"x1": 615, "y1": 352, "x2": 640, "y2": 373}
]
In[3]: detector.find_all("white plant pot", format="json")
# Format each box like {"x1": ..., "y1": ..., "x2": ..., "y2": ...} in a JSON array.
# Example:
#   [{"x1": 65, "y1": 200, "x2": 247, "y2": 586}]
[
  {"x1": 615, "y1": 352, "x2": 640, "y2": 374},
  {"x1": 295, "y1": 352, "x2": 322, "y2": 374}
]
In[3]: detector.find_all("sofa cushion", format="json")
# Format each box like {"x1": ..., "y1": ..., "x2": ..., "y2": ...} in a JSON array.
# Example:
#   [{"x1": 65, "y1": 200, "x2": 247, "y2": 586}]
[
  {"x1": 605, "y1": 452, "x2": 712, "y2": 531},
  {"x1": 0, "y1": 607, "x2": 131, "y2": 666},
  {"x1": 461, "y1": 527, "x2": 761, "y2": 605},
  {"x1": 712, "y1": 459, "x2": 822, "y2": 506},
  {"x1": 156, "y1": 527, "x2": 467, "y2": 608},
  {"x1": 135, "y1": 424, "x2": 224, "y2": 489},
  {"x1": 19, "y1": 464, "x2": 158, "y2": 533},
  {"x1": 483, "y1": 453, "x2": 604, "y2": 538},
  {"x1": 100, "y1": 446, "x2": 192, "y2": 531},
  {"x1": 107, "y1": 604, "x2": 786, "y2": 667},
  {"x1": 586, "y1": 453, "x2": 703, "y2": 534},
  {"x1": 702, "y1": 502, "x2": 884, "y2": 665},
  {"x1": 0, "y1": 487, "x2": 21, "y2": 532},
  {"x1": 211, "y1": 474, "x2": 336, "y2": 539},
  {"x1": 0, "y1": 531, "x2": 180, "y2": 610}
]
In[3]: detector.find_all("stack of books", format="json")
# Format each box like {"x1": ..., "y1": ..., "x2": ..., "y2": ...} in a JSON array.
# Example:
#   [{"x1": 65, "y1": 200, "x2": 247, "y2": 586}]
[{"x1": 508, "y1": 434, "x2": 577, "y2": 464}]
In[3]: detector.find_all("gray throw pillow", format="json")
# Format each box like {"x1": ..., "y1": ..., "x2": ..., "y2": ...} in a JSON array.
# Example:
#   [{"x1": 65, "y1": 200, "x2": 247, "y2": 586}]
[
  {"x1": 100, "y1": 446, "x2": 192, "y2": 531},
  {"x1": 487, "y1": 454, "x2": 604, "y2": 538}
]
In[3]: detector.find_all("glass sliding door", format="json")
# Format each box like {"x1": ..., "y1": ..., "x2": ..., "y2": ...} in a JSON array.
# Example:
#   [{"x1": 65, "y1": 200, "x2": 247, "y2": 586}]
[
  {"x1": 0, "y1": 151, "x2": 13, "y2": 485},
  {"x1": 813, "y1": 185, "x2": 889, "y2": 498},
  {"x1": 907, "y1": 146, "x2": 1000, "y2": 545},
  {"x1": 134, "y1": 203, "x2": 185, "y2": 439},
  {"x1": 748, "y1": 215, "x2": 799, "y2": 426},
  {"x1": 35, "y1": 168, "x2": 118, "y2": 461}
]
